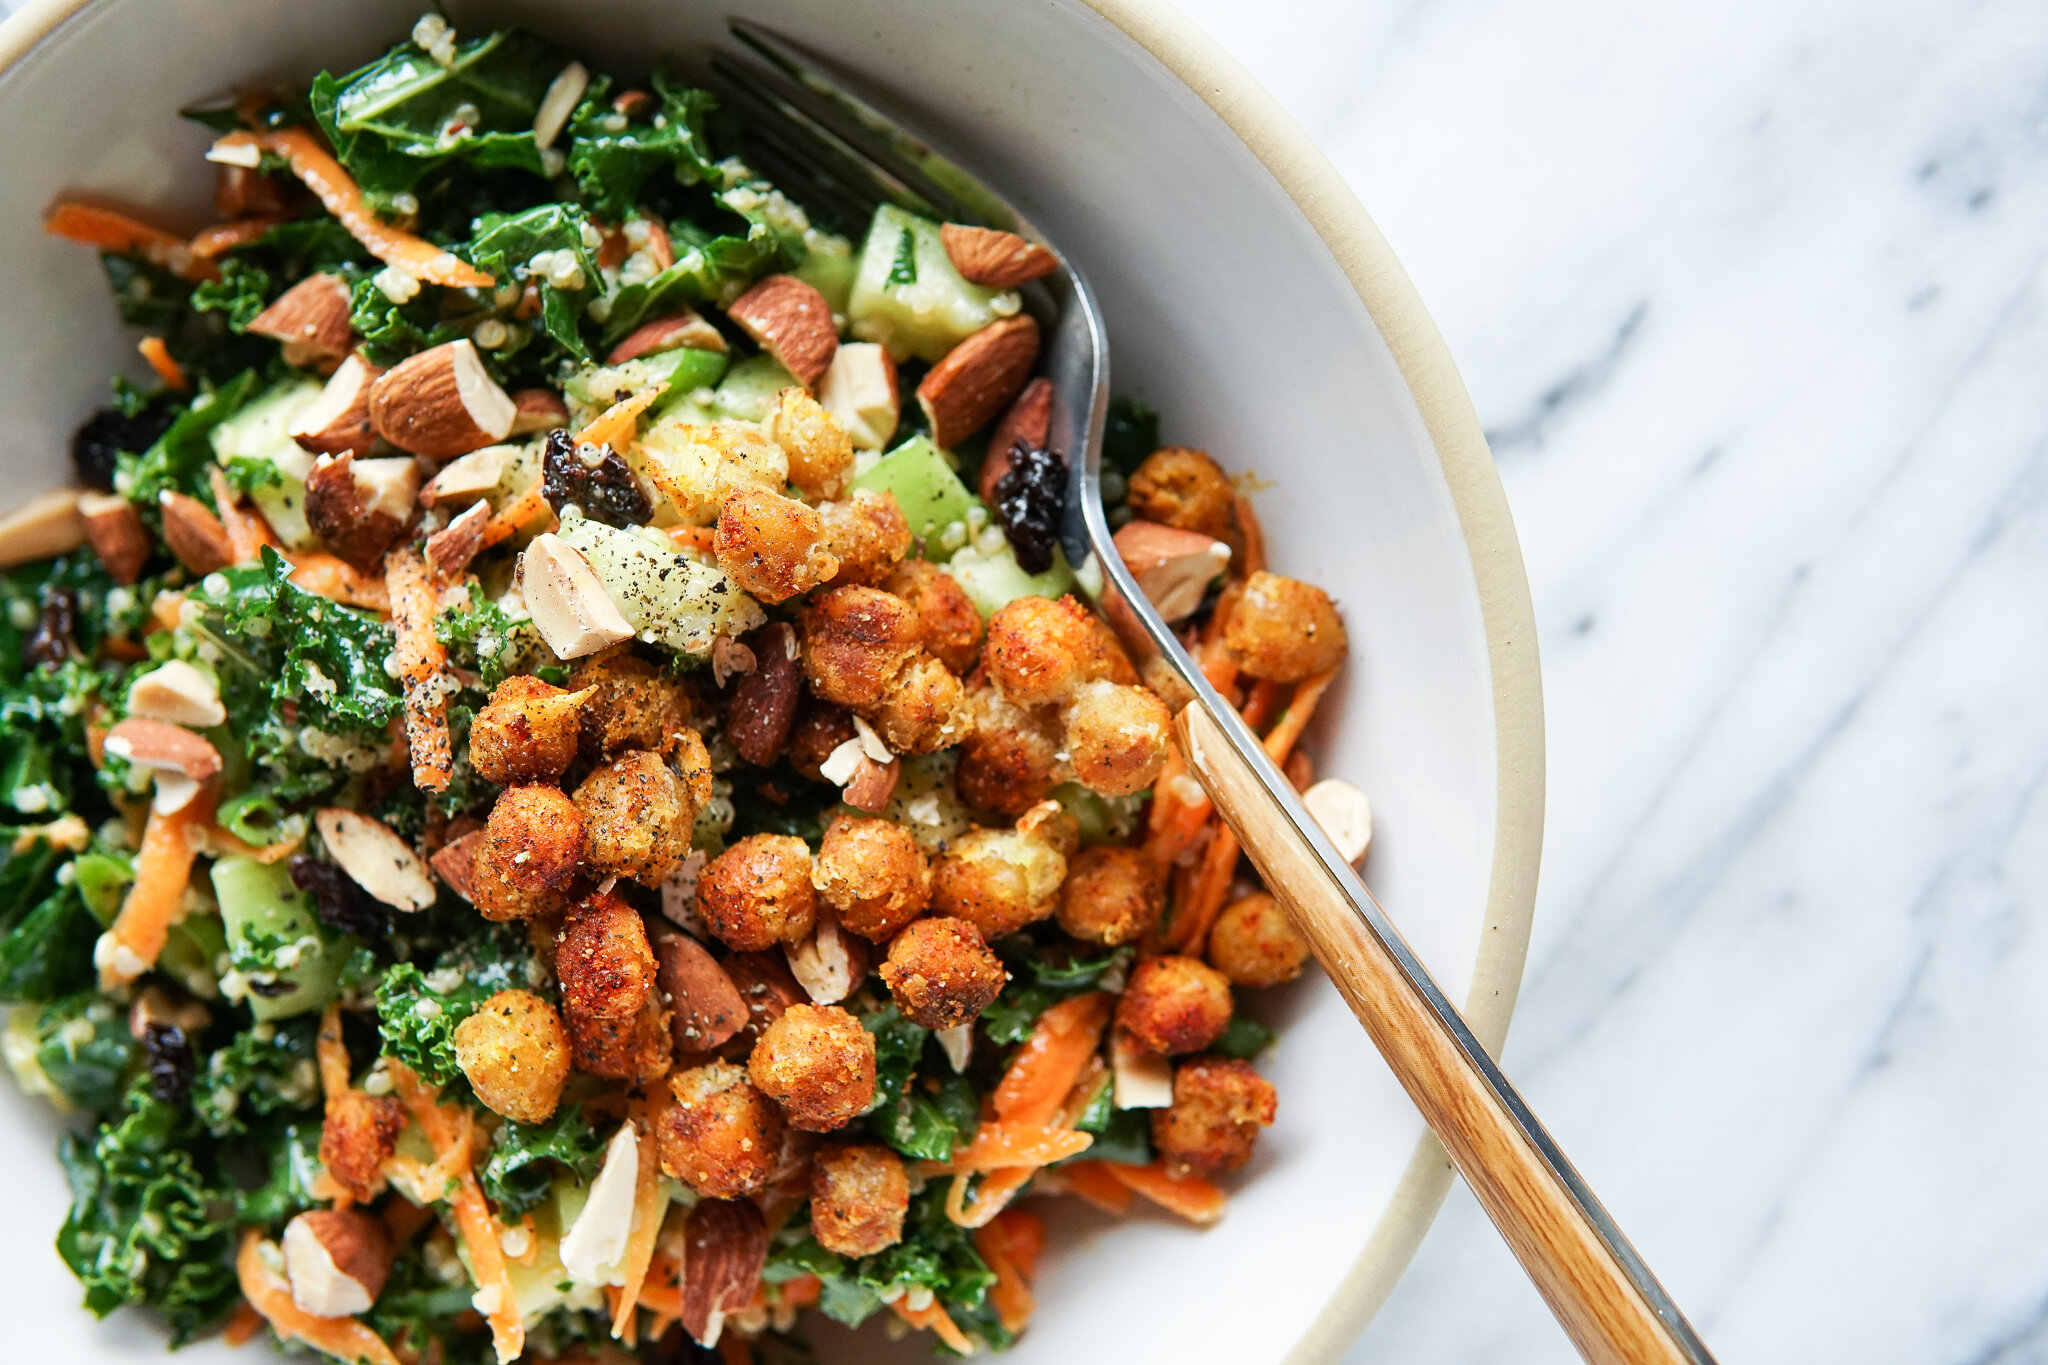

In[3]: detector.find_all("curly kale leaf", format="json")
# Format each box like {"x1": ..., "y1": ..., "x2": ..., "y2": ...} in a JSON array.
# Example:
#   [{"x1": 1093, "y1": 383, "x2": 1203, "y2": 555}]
[
  {"x1": 434, "y1": 583, "x2": 544, "y2": 689},
  {"x1": 764, "y1": 1190, "x2": 1000, "y2": 1344},
  {"x1": 466, "y1": 203, "x2": 599, "y2": 360},
  {"x1": 374, "y1": 926, "x2": 538, "y2": 1086},
  {"x1": 56, "y1": 1083, "x2": 238, "y2": 1345},
  {"x1": 478, "y1": 1103, "x2": 608, "y2": 1219},
  {"x1": 1101, "y1": 395, "x2": 1159, "y2": 479},
  {"x1": 566, "y1": 71, "x2": 721, "y2": 220},
  {"x1": 22, "y1": 993, "x2": 137, "y2": 1114},
  {"x1": 228, "y1": 1119, "x2": 324, "y2": 1226},
  {"x1": 192, "y1": 1016, "x2": 322, "y2": 1138},
  {"x1": 118, "y1": 369, "x2": 263, "y2": 507},
  {"x1": 600, "y1": 175, "x2": 807, "y2": 345},
  {"x1": 191, "y1": 218, "x2": 369, "y2": 332},
  {"x1": 977, "y1": 935, "x2": 1132, "y2": 1047},
  {"x1": 0, "y1": 872, "x2": 98, "y2": 1005},
  {"x1": 350, "y1": 273, "x2": 471, "y2": 367}
]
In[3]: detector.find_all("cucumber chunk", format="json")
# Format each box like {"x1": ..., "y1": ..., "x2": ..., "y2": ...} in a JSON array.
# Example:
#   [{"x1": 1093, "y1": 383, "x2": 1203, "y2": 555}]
[
  {"x1": 847, "y1": 205, "x2": 1015, "y2": 362},
  {"x1": 213, "y1": 855, "x2": 349, "y2": 1021},
  {"x1": 566, "y1": 349, "x2": 730, "y2": 415},
  {"x1": 847, "y1": 435, "x2": 983, "y2": 560},
  {"x1": 945, "y1": 539, "x2": 1077, "y2": 617},
  {"x1": 556, "y1": 517, "x2": 765, "y2": 657},
  {"x1": 793, "y1": 230, "x2": 858, "y2": 315},
  {"x1": 210, "y1": 380, "x2": 324, "y2": 551},
  {"x1": 712, "y1": 354, "x2": 799, "y2": 424}
]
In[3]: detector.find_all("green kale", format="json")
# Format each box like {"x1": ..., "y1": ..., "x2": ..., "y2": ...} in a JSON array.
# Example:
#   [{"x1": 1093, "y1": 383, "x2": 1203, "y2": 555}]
[
  {"x1": 193, "y1": 1017, "x2": 322, "y2": 1138},
  {"x1": 228, "y1": 1119, "x2": 323, "y2": 1225},
  {"x1": 565, "y1": 71, "x2": 720, "y2": 219},
  {"x1": 24, "y1": 992, "x2": 137, "y2": 1113},
  {"x1": 365, "y1": 1248, "x2": 495, "y2": 1365},
  {"x1": 1066, "y1": 1072, "x2": 1152, "y2": 1166},
  {"x1": 1208, "y1": 1012, "x2": 1277, "y2": 1061},
  {"x1": 373, "y1": 925, "x2": 538, "y2": 1086},
  {"x1": 118, "y1": 369, "x2": 262, "y2": 507},
  {"x1": 861, "y1": 1002, "x2": 927, "y2": 1108},
  {"x1": 763, "y1": 1190, "x2": 999, "y2": 1342},
  {"x1": 1102, "y1": 395, "x2": 1160, "y2": 478},
  {"x1": 0, "y1": 656, "x2": 126, "y2": 816},
  {"x1": 0, "y1": 881, "x2": 98, "y2": 1004},
  {"x1": 978, "y1": 936, "x2": 1131, "y2": 1047},
  {"x1": 192, "y1": 218, "x2": 369, "y2": 333},
  {"x1": 56, "y1": 1082, "x2": 238, "y2": 1344},
  {"x1": 600, "y1": 175, "x2": 807, "y2": 345},
  {"x1": 434, "y1": 583, "x2": 542, "y2": 688},
  {"x1": 478, "y1": 1103, "x2": 608, "y2": 1219},
  {"x1": 350, "y1": 273, "x2": 470, "y2": 367},
  {"x1": 464, "y1": 202, "x2": 599, "y2": 360},
  {"x1": 870, "y1": 1071, "x2": 980, "y2": 1164}
]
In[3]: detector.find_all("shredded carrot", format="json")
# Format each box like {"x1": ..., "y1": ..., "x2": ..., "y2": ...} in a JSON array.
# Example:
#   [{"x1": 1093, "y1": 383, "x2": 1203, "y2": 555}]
[
  {"x1": 137, "y1": 336, "x2": 188, "y2": 391},
  {"x1": 315, "y1": 1001, "x2": 351, "y2": 1101},
  {"x1": 1101, "y1": 1161, "x2": 1228, "y2": 1226},
  {"x1": 944, "y1": 1122, "x2": 1093, "y2": 1172},
  {"x1": 609, "y1": 1092, "x2": 671, "y2": 1340},
  {"x1": 1170, "y1": 820, "x2": 1242, "y2": 956},
  {"x1": 282, "y1": 551, "x2": 389, "y2": 611},
  {"x1": 577, "y1": 384, "x2": 667, "y2": 452},
  {"x1": 975, "y1": 1207, "x2": 1045, "y2": 1336},
  {"x1": 385, "y1": 546, "x2": 452, "y2": 793},
  {"x1": 993, "y1": 993, "x2": 1112, "y2": 1126},
  {"x1": 779, "y1": 1274, "x2": 822, "y2": 1309},
  {"x1": 44, "y1": 202, "x2": 217, "y2": 280},
  {"x1": 191, "y1": 216, "x2": 284, "y2": 260},
  {"x1": 1241, "y1": 679, "x2": 1287, "y2": 733},
  {"x1": 389, "y1": 1063, "x2": 524, "y2": 1364},
  {"x1": 208, "y1": 466, "x2": 277, "y2": 564},
  {"x1": 221, "y1": 1300, "x2": 265, "y2": 1347},
  {"x1": 1232, "y1": 493, "x2": 1267, "y2": 577},
  {"x1": 665, "y1": 525, "x2": 715, "y2": 554},
  {"x1": 477, "y1": 485, "x2": 554, "y2": 550},
  {"x1": 248, "y1": 129, "x2": 495, "y2": 289},
  {"x1": 1262, "y1": 667, "x2": 1338, "y2": 765},
  {"x1": 236, "y1": 1229, "x2": 402, "y2": 1365},
  {"x1": 891, "y1": 1298, "x2": 974, "y2": 1355},
  {"x1": 1059, "y1": 1161, "x2": 1136, "y2": 1216},
  {"x1": 101, "y1": 795, "x2": 212, "y2": 989}
]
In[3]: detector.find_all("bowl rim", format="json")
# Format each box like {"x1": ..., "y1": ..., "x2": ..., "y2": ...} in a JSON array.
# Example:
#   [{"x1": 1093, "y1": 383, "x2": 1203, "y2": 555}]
[{"x1": 0, "y1": 0, "x2": 1545, "y2": 1358}]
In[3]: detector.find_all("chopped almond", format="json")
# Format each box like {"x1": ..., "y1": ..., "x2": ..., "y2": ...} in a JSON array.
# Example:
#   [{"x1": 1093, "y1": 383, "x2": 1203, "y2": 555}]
[
  {"x1": 0, "y1": 489, "x2": 84, "y2": 570},
  {"x1": 817, "y1": 342, "x2": 899, "y2": 451},
  {"x1": 290, "y1": 353, "x2": 382, "y2": 457},
  {"x1": 78, "y1": 492, "x2": 149, "y2": 583},
  {"x1": 916, "y1": 315, "x2": 1039, "y2": 449},
  {"x1": 157, "y1": 491, "x2": 235, "y2": 574},
  {"x1": 978, "y1": 376, "x2": 1053, "y2": 501},
  {"x1": 940, "y1": 223, "x2": 1059, "y2": 288},
  {"x1": 1111, "y1": 520, "x2": 1231, "y2": 622},
  {"x1": 726, "y1": 275, "x2": 838, "y2": 387},
  {"x1": 248, "y1": 274, "x2": 355, "y2": 370},
  {"x1": 607, "y1": 307, "x2": 726, "y2": 363}
]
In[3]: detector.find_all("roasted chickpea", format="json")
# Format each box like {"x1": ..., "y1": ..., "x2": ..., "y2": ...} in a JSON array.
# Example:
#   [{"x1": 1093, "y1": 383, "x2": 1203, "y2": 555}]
[
  {"x1": 1151, "y1": 1055, "x2": 1276, "y2": 1176},
  {"x1": 1223, "y1": 571, "x2": 1348, "y2": 683},
  {"x1": 697, "y1": 834, "x2": 818, "y2": 951},
  {"x1": 772, "y1": 387, "x2": 855, "y2": 501},
  {"x1": 453, "y1": 988, "x2": 571, "y2": 1124},
  {"x1": 787, "y1": 699, "x2": 857, "y2": 783},
  {"x1": 555, "y1": 890, "x2": 671, "y2": 1081},
  {"x1": 569, "y1": 645, "x2": 695, "y2": 758},
  {"x1": 1207, "y1": 893, "x2": 1310, "y2": 988},
  {"x1": 1127, "y1": 446, "x2": 1238, "y2": 545},
  {"x1": 713, "y1": 485, "x2": 838, "y2": 604},
  {"x1": 810, "y1": 1142, "x2": 909, "y2": 1257},
  {"x1": 748, "y1": 1003, "x2": 877, "y2": 1132},
  {"x1": 982, "y1": 595, "x2": 1106, "y2": 706},
  {"x1": 659, "y1": 1060, "x2": 786, "y2": 1198},
  {"x1": 573, "y1": 750, "x2": 694, "y2": 885},
  {"x1": 671, "y1": 726, "x2": 716, "y2": 811},
  {"x1": 818, "y1": 489, "x2": 913, "y2": 586},
  {"x1": 956, "y1": 683, "x2": 1065, "y2": 817},
  {"x1": 1115, "y1": 955, "x2": 1234, "y2": 1056},
  {"x1": 871, "y1": 653, "x2": 972, "y2": 755},
  {"x1": 931, "y1": 824, "x2": 1068, "y2": 939},
  {"x1": 1058, "y1": 845, "x2": 1163, "y2": 947},
  {"x1": 320, "y1": 1089, "x2": 405, "y2": 1202},
  {"x1": 1063, "y1": 680, "x2": 1172, "y2": 797},
  {"x1": 880, "y1": 916, "x2": 1008, "y2": 1029},
  {"x1": 883, "y1": 560, "x2": 984, "y2": 674},
  {"x1": 469, "y1": 675, "x2": 589, "y2": 785},
  {"x1": 472, "y1": 786, "x2": 583, "y2": 919},
  {"x1": 801, "y1": 585, "x2": 924, "y2": 708},
  {"x1": 813, "y1": 815, "x2": 931, "y2": 942}
]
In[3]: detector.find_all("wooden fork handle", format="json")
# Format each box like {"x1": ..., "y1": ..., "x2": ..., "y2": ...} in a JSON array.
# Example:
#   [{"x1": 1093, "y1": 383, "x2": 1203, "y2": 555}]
[{"x1": 1177, "y1": 704, "x2": 1713, "y2": 1365}]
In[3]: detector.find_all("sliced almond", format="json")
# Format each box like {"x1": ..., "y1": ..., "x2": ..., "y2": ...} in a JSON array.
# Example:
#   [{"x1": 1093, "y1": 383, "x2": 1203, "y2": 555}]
[
  {"x1": 1302, "y1": 778, "x2": 1373, "y2": 865},
  {"x1": 368, "y1": 339, "x2": 516, "y2": 458},
  {"x1": 509, "y1": 388, "x2": 571, "y2": 436},
  {"x1": 304, "y1": 452, "x2": 414, "y2": 572},
  {"x1": 816, "y1": 342, "x2": 899, "y2": 452},
  {"x1": 103, "y1": 717, "x2": 222, "y2": 782},
  {"x1": 157, "y1": 491, "x2": 235, "y2": 574},
  {"x1": 126, "y1": 660, "x2": 225, "y2": 729},
  {"x1": 418, "y1": 445, "x2": 511, "y2": 508},
  {"x1": 560, "y1": 1121, "x2": 639, "y2": 1284},
  {"x1": 315, "y1": 808, "x2": 436, "y2": 912},
  {"x1": 290, "y1": 353, "x2": 383, "y2": 457},
  {"x1": 842, "y1": 754, "x2": 900, "y2": 813},
  {"x1": 430, "y1": 828, "x2": 484, "y2": 903},
  {"x1": 78, "y1": 492, "x2": 150, "y2": 584},
  {"x1": 607, "y1": 307, "x2": 727, "y2": 364},
  {"x1": 977, "y1": 376, "x2": 1053, "y2": 501},
  {"x1": 679, "y1": 1198, "x2": 768, "y2": 1347},
  {"x1": 784, "y1": 912, "x2": 866, "y2": 1006},
  {"x1": 935, "y1": 1022, "x2": 973, "y2": 1073},
  {"x1": 521, "y1": 531, "x2": 635, "y2": 659},
  {"x1": 1112, "y1": 520, "x2": 1231, "y2": 622},
  {"x1": 0, "y1": 488, "x2": 84, "y2": 569},
  {"x1": 916, "y1": 314, "x2": 1039, "y2": 450},
  {"x1": 425, "y1": 500, "x2": 490, "y2": 583},
  {"x1": 1110, "y1": 1027, "x2": 1175, "y2": 1109},
  {"x1": 248, "y1": 274, "x2": 355, "y2": 370},
  {"x1": 726, "y1": 275, "x2": 837, "y2": 388},
  {"x1": 533, "y1": 61, "x2": 589, "y2": 151},
  {"x1": 940, "y1": 223, "x2": 1059, "y2": 288},
  {"x1": 282, "y1": 1209, "x2": 392, "y2": 1318},
  {"x1": 653, "y1": 931, "x2": 746, "y2": 1052}
]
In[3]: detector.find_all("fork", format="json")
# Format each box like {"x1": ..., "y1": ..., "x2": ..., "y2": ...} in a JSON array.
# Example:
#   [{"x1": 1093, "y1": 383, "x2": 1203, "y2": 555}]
[{"x1": 711, "y1": 23, "x2": 1716, "y2": 1365}]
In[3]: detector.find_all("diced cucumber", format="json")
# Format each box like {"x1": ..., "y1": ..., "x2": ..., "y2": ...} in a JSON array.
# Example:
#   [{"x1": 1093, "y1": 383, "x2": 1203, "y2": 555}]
[
  {"x1": 73, "y1": 852, "x2": 134, "y2": 926},
  {"x1": 210, "y1": 380, "x2": 324, "y2": 551},
  {"x1": 793, "y1": 230, "x2": 858, "y2": 315},
  {"x1": 159, "y1": 913, "x2": 226, "y2": 1002},
  {"x1": 847, "y1": 205, "x2": 1015, "y2": 362},
  {"x1": 566, "y1": 349, "x2": 729, "y2": 414},
  {"x1": 212, "y1": 855, "x2": 349, "y2": 1021},
  {"x1": 848, "y1": 435, "x2": 983, "y2": 560},
  {"x1": 712, "y1": 354, "x2": 798, "y2": 424},
  {"x1": 1053, "y1": 781, "x2": 1146, "y2": 845},
  {"x1": 555, "y1": 517, "x2": 766, "y2": 657},
  {"x1": 945, "y1": 539, "x2": 1076, "y2": 617}
]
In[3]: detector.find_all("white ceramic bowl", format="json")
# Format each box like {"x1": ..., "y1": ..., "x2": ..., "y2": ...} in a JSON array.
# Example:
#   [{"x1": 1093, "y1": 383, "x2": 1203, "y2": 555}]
[{"x1": 0, "y1": 1, "x2": 1544, "y2": 1359}]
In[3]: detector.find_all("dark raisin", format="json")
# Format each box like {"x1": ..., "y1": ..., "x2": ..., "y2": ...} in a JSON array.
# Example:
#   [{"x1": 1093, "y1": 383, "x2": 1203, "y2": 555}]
[
  {"x1": 70, "y1": 405, "x2": 174, "y2": 493},
  {"x1": 140, "y1": 1022, "x2": 194, "y2": 1105},
  {"x1": 25, "y1": 589, "x2": 77, "y2": 669},
  {"x1": 289, "y1": 854, "x2": 387, "y2": 939},
  {"x1": 541, "y1": 429, "x2": 652, "y2": 527},
  {"x1": 992, "y1": 443, "x2": 1067, "y2": 574}
]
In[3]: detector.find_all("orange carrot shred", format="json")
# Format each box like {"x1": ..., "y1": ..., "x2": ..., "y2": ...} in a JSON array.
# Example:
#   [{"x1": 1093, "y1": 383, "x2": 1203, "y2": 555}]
[
  {"x1": 477, "y1": 485, "x2": 554, "y2": 550},
  {"x1": 993, "y1": 993, "x2": 1112, "y2": 1126},
  {"x1": 975, "y1": 1209, "x2": 1042, "y2": 1336},
  {"x1": 1059, "y1": 1160, "x2": 1136, "y2": 1216},
  {"x1": 1102, "y1": 1160, "x2": 1228, "y2": 1226},
  {"x1": 191, "y1": 216, "x2": 284, "y2": 260},
  {"x1": 236, "y1": 1230, "x2": 401, "y2": 1365},
  {"x1": 944, "y1": 1122, "x2": 1094, "y2": 1172},
  {"x1": 44, "y1": 202, "x2": 218, "y2": 280},
  {"x1": 208, "y1": 466, "x2": 276, "y2": 564},
  {"x1": 253, "y1": 129, "x2": 494, "y2": 289},
  {"x1": 1232, "y1": 493, "x2": 1267, "y2": 577},
  {"x1": 221, "y1": 1300, "x2": 265, "y2": 1347},
  {"x1": 314, "y1": 1001, "x2": 351, "y2": 1102},
  {"x1": 577, "y1": 383, "x2": 666, "y2": 453},
  {"x1": 280, "y1": 551, "x2": 389, "y2": 611},
  {"x1": 101, "y1": 795, "x2": 212, "y2": 989},
  {"x1": 138, "y1": 336, "x2": 187, "y2": 392},
  {"x1": 891, "y1": 1298, "x2": 975, "y2": 1354}
]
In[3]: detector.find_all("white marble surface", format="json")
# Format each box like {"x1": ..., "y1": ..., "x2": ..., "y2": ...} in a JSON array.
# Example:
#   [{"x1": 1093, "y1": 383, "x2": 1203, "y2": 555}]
[{"x1": 1165, "y1": 0, "x2": 2048, "y2": 1360}]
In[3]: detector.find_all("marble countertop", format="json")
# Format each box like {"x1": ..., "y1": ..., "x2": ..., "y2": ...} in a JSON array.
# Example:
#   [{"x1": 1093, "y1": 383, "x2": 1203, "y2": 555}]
[{"x1": 1165, "y1": 0, "x2": 2048, "y2": 1360}]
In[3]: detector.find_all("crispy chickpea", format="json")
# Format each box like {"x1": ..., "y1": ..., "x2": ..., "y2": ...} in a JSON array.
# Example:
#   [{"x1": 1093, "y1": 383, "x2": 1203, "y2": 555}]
[
  {"x1": 748, "y1": 1003, "x2": 877, "y2": 1132},
  {"x1": 714, "y1": 485, "x2": 839, "y2": 604},
  {"x1": 1063, "y1": 680, "x2": 1172, "y2": 797},
  {"x1": 818, "y1": 489, "x2": 913, "y2": 587},
  {"x1": 810, "y1": 1142, "x2": 909, "y2": 1256},
  {"x1": 472, "y1": 786, "x2": 583, "y2": 919},
  {"x1": 469, "y1": 675, "x2": 589, "y2": 785},
  {"x1": 574, "y1": 750, "x2": 694, "y2": 886},
  {"x1": 453, "y1": 988, "x2": 572, "y2": 1124},
  {"x1": 697, "y1": 833, "x2": 818, "y2": 951},
  {"x1": 880, "y1": 916, "x2": 1007, "y2": 1029},
  {"x1": 1127, "y1": 446, "x2": 1238, "y2": 544},
  {"x1": 883, "y1": 560, "x2": 984, "y2": 674},
  {"x1": 658, "y1": 1060, "x2": 786, "y2": 1198},
  {"x1": 956, "y1": 684, "x2": 1064, "y2": 817},
  {"x1": 569, "y1": 645, "x2": 696, "y2": 758},
  {"x1": 1223, "y1": 571, "x2": 1348, "y2": 682},
  {"x1": 801, "y1": 585, "x2": 924, "y2": 708},
  {"x1": 772, "y1": 387, "x2": 855, "y2": 502},
  {"x1": 1058, "y1": 845, "x2": 1163, "y2": 948},
  {"x1": 1207, "y1": 893, "x2": 1310, "y2": 988},
  {"x1": 1151, "y1": 1056, "x2": 1276, "y2": 1176},
  {"x1": 871, "y1": 653, "x2": 972, "y2": 755},
  {"x1": 556, "y1": 890, "x2": 672, "y2": 1081},
  {"x1": 1115, "y1": 955, "x2": 1234, "y2": 1056},
  {"x1": 320, "y1": 1089, "x2": 405, "y2": 1202},
  {"x1": 931, "y1": 824, "x2": 1068, "y2": 939},
  {"x1": 671, "y1": 726, "x2": 715, "y2": 811},
  {"x1": 983, "y1": 595, "x2": 1108, "y2": 706},
  {"x1": 813, "y1": 815, "x2": 931, "y2": 941},
  {"x1": 787, "y1": 699, "x2": 857, "y2": 783}
]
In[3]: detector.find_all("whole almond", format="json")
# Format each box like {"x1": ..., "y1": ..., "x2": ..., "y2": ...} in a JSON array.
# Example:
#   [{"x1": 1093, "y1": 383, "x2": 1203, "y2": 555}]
[
  {"x1": 1112, "y1": 520, "x2": 1231, "y2": 622},
  {"x1": 282, "y1": 1208, "x2": 392, "y2": 1318},
  {"x1": 79, "y1": 492, "x2": 150, "y2": 584},
  {"x1": 425, "y1": 500, "x2": 490, "y2": 583},
  {"x1": 940, "y1": 223, "x2": 1059, "y2": 288},
  {"x1": 654, "y1": 932, "x2": 747, "y2": 1053},
  {"x1": 916, "y1": 315, "x2": 1039, "y2": 450},
  {"x1": 368, "y1": 339, "x2": 515, "y2": 458},
  {"x1": 607, "y1": 307, "x2": 726, "y2": 364},
  {"x1": 157, "y1": 491, "x2": 234, "y2": 574},
  {"x1": 103, "y1": 717, "x2": 222, "y2": 781},
  {"x1": 249, "y1": 274, "x2": 355, "y2": 370},
  {"x1": 978, "y1": 375, "x2": 1054, "y2": 501},
  {"x1": 304, "y1": 453, "x2": 406, "y2": 572},
  {"x1": 726, "y1": 275, "x2": 837, "y2": 388},
  {"x1": 726, "y1": 622, "x2": 800, "y2": 766},
  {"x1": 291, "y1": 353, "x2": 382, "y2": 457},
  {"x1": 679, "y1": 1198, "x2": 768, "y2": 1346}
]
